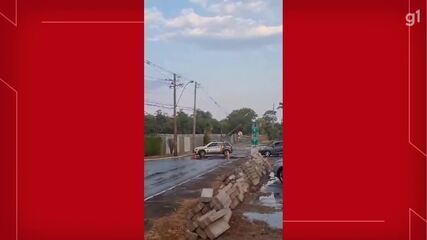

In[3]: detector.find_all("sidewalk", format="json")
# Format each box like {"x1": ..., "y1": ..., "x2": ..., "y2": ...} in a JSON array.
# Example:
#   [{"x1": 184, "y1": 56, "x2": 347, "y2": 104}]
[{"x1": 144, "y1": 152, "x2": 193, "y2": 161}]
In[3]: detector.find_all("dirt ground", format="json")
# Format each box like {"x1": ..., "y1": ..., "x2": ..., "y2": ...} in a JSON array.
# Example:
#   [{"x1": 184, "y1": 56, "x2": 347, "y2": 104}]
[{"x1": 144, "y1": 157, "x2": 282, "y2": 240}]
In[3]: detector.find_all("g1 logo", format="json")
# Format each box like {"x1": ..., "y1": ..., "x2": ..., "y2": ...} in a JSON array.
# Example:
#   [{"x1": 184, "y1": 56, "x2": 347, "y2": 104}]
[{"x1": 406, "y1": 9, "x2": 421, "y2": 27}]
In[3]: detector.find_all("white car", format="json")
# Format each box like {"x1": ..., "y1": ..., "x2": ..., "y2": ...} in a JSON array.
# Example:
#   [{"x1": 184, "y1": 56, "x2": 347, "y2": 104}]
[{"x1": 194, "y1": 142, "x2": 233, "y2": 158}]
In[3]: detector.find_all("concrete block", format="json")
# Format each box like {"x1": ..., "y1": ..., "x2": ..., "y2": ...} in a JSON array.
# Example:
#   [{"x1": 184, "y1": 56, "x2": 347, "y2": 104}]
[
  {"x1": 201, "y1": 205, "x2": 211, "y2": 215},
  {"x1": 223, "y1": 208, "x2": 232, "y2": 223},
  {"x1": 185, "y1": 230, "x2": 199, "y2": 240},
  {"x1": 201, "y1": 188, "x2": 214, "y2": 203},
  {"x1": 198, "y1": 208, "x2": 229, "y2": 229},
  {"x1": 192, "y1": 213, "x2": 202, "y2": 221},
  {"x1": 230, "y1": 197, "x2": 240, "y2": 209},
  {"x1": 249, "y1": 173, "x2": 258, "y2": 180},
  {"x1": 225, "y1": 185, "x2": 237, "y2": 196},
  {"x1": 197, "y1": 210, "x2": 216, "y2": 229},
  {"x1": 236, "y1": 172, "x2": 246, "y2": 181},
  {"x1": 193, "y1": 202, "x2": 205, "y2": 214},
  {"x1": 236, "y1": 176, "x2": 246, "y2": 182},
  {"x1": 228, "y1": 174, "x2": 236, "y2": 181},
  {"x1": 238, "y1": 191, "x2": 245, "y2": 202},
  {"x1": 254, "y1": 166, "x2": 263, "y2": 176},
  {"x1": 230, "y1": 190, "x2": 239, "y2": 199},
  {"x1": 207, "y1": 208, "x2": 228, "y2": 223},
  {"x1": 212, "y1": 190, "x2": 232, "y2": 210},
  {"x1": 221, "y1": 183, "x2": 232, "y2": 193},
  {"x1": 187, "y1": 220, "x2": 198, "y2": 232},
  {"x1": 236, "y1": 181, "x2": 249, "y2": 193},
  {"x1": 205, "y1": 219, "x2": 231, "y2": 240},
  {"x1": 196, "y1": 227, "x2": 208, "y2": 239},
  {"x1": 251, "y1": 177, "x2": 260, "y2": 186}
]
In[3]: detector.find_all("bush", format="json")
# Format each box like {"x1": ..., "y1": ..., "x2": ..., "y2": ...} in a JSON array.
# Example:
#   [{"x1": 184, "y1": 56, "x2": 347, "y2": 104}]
[{"x1": 145, "y1": 136, "x2": 162, "y2": 156}]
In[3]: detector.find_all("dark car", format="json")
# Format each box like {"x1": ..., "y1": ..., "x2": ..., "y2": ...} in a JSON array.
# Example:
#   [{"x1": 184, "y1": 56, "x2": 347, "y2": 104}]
[
  {"x1": 258, "y1": 141, "x2": 283, "y2": 157},
  {"x1": 273, "y1": 159, "x2": 283, "y2": 182}
]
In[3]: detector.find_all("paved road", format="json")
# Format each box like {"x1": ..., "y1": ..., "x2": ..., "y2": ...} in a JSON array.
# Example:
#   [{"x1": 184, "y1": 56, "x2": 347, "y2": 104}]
[
  {"x1": 144, "y1": 154, "x2": 283, "y2": 237},
  {"x1": 144, "y1": 147, "x2": 250, "y2": 199}
]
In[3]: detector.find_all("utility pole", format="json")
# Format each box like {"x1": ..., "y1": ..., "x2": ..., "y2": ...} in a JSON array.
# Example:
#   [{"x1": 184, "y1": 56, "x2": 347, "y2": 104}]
[
  {"x1": 192, "y1": 82, "x2": 198, "y2": 150},
  {"x1": 173, "y1": 73, "x2": 178, "y2": 156}
]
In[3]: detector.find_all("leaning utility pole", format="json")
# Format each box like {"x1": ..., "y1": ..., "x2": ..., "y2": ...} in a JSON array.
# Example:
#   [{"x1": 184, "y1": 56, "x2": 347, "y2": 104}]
[
  {"x1": 173, "y1": 73, "x2": 178, "y2": 156},
  {"x1": 192, "y1": 82, "x2": 198, "y2": 150}
]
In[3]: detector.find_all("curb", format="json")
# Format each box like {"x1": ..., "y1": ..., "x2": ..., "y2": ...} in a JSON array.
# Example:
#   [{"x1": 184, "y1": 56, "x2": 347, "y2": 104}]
[{"x1": 144, "y1": 154, "x2": 193, "y2": 161}]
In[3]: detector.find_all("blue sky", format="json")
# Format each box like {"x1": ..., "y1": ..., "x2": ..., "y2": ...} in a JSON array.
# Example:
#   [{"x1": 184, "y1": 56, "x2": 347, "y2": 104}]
[{"x1": 144, "y1": 0, "x2": 282, "y2": 120}]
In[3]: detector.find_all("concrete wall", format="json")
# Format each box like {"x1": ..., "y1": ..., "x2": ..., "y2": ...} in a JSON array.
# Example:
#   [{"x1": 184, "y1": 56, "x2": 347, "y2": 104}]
[{"x1": 156, "y1": 134, "x2": 237, "y2": 155}]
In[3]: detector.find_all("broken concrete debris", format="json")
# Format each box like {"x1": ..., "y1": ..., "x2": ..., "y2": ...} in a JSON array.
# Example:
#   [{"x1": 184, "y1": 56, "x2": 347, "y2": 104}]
[
  {"x1": 205, "y1": 219, "x2": 231, "y2": 240},
  {"x1": 185, "y1": 230, "x2": 199, "y2": 240},
  {"x1": 185, "y1": 153, "x2": 272, "y2": 239},
  {"x1": 201, "y1": 188, "x2": 214, "y2": 203}
]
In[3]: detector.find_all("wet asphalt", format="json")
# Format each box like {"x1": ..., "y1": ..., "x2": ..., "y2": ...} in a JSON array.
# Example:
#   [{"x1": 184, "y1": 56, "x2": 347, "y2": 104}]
[
  {"x1": 244, "y1": 161, "x2": 283, "y2": 230},
  {"x1": 144, "y1": 152, "x2": 283, "y2": 234},
  {"x1": 144, "y1": 147, "x2": 251, "y2": 199}
]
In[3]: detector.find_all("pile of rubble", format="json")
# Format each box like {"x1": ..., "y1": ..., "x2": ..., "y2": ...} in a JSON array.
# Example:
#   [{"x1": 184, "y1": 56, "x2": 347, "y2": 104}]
[{"x1": 185, "y1": 153, "x2": 272, "y2": 240}]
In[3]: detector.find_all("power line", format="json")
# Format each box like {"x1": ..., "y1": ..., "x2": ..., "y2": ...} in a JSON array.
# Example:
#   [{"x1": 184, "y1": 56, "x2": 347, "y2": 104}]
[
  {"x1": 145, "y1": 100, "x2": 193, "y2": 111},
  {"x1": 145, "y1": 60, "x2": 228, "y2": 115},
  {"x1": 144, "y1": 80, "x2": 170, "y2": 85},
  {"x1": 144, "y1": 75, "x2": 169, "y2": 82},
  {"x1": 144, "y1": 60, "x2": 176, "y2": 77},
  {"x1": 145, "y1": 59, "x2": 196, "y2": 86},
  {"x1": 198, "y1": 86, "x2": 230, "y2": 116},
  {"x1": 145, "y1": 103, "x2": 194, "y2": 113}
]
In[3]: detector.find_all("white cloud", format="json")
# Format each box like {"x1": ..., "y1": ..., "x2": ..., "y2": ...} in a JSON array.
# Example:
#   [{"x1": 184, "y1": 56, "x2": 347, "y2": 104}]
[
  {"x1": 145, "y1": 8, "x2": 165, "y2": 26},
  {"x1": 189, "y1": 0, "x2": 282, "y2": 21},
  {"x1": 145, "y1": 7, "x2": 282, "y2": 49},
  {"x1": 208, "y1": 0, "x2": 267, "y2": 14},
  {"x1": 189, "y1": 0, "x2": 209, "y2": 7}
]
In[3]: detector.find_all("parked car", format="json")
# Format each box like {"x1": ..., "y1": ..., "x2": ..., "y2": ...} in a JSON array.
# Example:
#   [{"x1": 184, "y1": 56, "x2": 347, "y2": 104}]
[
  {"x1": 194, "y1": 142, "x2": 233, "y2": 158},
  {"x1": 273, "y1": 159, "x2": 283, "y2": 182},
  {"x1": 258, "y1": 141, "x2": 283, "y2": 157}
]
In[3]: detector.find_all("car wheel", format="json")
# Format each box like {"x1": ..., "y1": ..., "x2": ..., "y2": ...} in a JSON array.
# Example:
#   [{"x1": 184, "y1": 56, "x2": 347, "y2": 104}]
[
  {"x1": 199, "y1": 150, "x2": 206, "y2": 158},
  {"x1": 264, "y1": 151, "x2": 271, "y2": 157},
  {"x1": 277, "y1": 167, "x2": 283, "y2": 183}
]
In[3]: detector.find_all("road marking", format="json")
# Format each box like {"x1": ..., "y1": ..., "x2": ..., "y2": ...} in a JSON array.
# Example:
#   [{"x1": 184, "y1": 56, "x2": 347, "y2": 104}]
[{"x1": 144, "y1": 161, "x2": 232, "y2": 201}]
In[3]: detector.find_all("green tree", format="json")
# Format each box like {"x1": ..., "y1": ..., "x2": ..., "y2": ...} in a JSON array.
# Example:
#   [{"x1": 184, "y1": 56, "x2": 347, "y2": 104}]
[
  {"x1": 260, "y1": 110, "x2": 281, "y2": 140},
  {"x1": 194, "y1": 109, "x2": 217, "y2": 134},
  {"x1": 154, "y1": 110, "x2": 172, "y2": 133},
  {"x1": 144, "y1": 114, "x2": 157, "y2": 135},
  {"x1": 224, "y1": 108, "x2": 257, "y2": 134},
  {"x1": 176, "y1": 110, "x2": 192, "y2": 134}
]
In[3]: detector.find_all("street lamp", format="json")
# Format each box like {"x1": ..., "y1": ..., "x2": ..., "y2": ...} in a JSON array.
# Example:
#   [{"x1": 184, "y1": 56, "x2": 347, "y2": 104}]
[{"x1": 177, "y1": 80, "x2": 194, "y2": 105}]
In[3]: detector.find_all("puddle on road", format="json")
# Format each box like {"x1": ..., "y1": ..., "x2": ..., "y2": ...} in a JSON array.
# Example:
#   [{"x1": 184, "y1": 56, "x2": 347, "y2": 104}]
[
  {"x1": 257, "y1": 172, "x2": 282, "y2": 208},
  {"x1": 257, "y1": 193, "x2": 282, "y2": 209},
  {"x1": 243, "y1": 212, "x2": 283, "y2": 229},
  {"x1": 244, "y1": 172, "x2": 283, "y2": 229}
]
